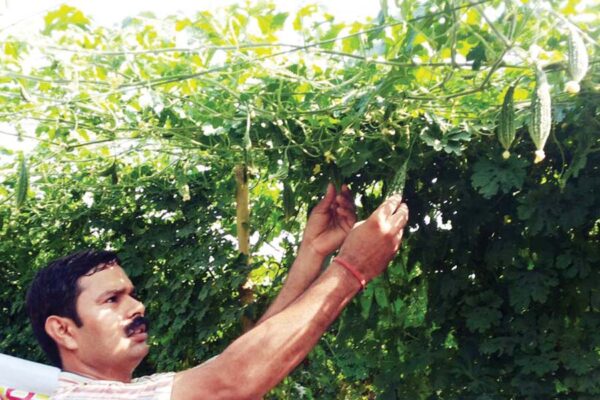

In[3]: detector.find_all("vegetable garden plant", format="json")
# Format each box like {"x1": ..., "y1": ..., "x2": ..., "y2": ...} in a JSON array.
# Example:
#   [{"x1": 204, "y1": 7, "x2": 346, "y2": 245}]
[{"x1": 0, "y1": 0, "x2": 598, "y2": 398}]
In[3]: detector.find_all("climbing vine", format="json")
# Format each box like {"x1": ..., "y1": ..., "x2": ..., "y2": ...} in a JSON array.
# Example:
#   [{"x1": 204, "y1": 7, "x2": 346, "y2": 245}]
[{"x1": 1, "y1": 1, "x2": 599, "y2": 398}]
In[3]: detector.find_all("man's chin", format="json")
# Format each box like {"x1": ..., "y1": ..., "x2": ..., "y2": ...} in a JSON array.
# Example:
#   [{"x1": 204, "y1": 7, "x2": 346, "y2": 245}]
[
  {"x1": 128, "y1": 342, "x2": 150, "y2": 368},
  {"x1": 138, "y1": 344, "x2": 150, "y2": 360}
]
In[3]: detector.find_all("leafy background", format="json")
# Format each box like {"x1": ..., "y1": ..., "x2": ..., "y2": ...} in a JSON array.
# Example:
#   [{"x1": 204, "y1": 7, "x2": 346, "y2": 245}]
[{"x1": 0, "y1": 0, "x2": 599, "y2": 398}]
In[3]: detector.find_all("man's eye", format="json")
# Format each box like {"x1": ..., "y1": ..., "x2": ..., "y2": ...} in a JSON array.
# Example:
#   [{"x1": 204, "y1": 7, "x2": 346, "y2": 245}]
[{"x1": 106, "y1": 296, "x2": 118, "y2": 303}]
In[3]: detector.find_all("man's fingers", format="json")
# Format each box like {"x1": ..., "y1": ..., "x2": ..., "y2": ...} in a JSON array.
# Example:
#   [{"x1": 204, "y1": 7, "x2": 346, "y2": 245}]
[
  {"x1": 340, "y1": 184, "x2": 353, "y2": 201},
  {"x1": 374, "y1": 194, "x2": 403, "y2": 219},
  {"x1": 335, "y1": 185, "x2": 356, "y2": 230},
  {"x1": 313, "y1": 183, "x2": 336, "y2": 214},
  {"x1": 396, "y1": 228, "x2": 404, "y2": 242},
  {"x1": 335, "y1": 195, "x2": 355, "y2": 215},
  {"x1": 336, "y1": 185, "x2": 355, "y2": 209},
  {"x1": 368, "y1": 197, "x2": 408, "y2": 241},
  {"x1": 335, "y1": 208, "x2": 356, "y2": 231},
  {"x1": 335, "y1": 206, "x2": 354, "y2": 218},
  {"x1": 391, "y1": 203, "x2": 409, "y2": 229}
]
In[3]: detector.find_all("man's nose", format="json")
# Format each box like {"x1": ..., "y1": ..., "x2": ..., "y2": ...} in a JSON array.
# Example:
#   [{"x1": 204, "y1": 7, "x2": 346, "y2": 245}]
[{"x1": 128, "y1": 295, "x2": 145, "y2": 317}]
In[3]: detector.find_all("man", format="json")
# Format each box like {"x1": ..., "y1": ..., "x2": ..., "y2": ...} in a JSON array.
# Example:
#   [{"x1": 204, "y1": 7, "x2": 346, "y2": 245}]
[{"x1": 26, "y1": 184, "x2": 409, "y2": 399}]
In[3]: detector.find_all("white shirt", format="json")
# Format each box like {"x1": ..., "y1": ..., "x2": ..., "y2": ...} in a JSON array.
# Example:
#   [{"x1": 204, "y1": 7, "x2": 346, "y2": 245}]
[{"x1": 51, "y1": 371, "x2": 175, "y2": 400}]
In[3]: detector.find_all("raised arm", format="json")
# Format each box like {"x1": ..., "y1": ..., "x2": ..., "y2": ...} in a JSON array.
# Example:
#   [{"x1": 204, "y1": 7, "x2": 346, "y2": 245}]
[
  {"x1": 257, "y1": 183, "x2": 355, "y2": 323},
  {"x1": 172, "y1": 195, "x2": 408, "y2": 400}
]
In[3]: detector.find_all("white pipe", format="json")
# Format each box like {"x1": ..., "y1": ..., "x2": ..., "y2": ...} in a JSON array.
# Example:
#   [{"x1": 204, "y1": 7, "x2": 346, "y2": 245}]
[{"x1": 0, "y1": 353, "x2": 59, "y2": 396}]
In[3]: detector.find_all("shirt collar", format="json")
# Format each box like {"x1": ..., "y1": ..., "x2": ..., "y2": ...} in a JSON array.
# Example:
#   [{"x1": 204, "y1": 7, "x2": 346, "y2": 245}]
[{"x1": 59, "y1": 370, "x2": 96, "y2": 383}]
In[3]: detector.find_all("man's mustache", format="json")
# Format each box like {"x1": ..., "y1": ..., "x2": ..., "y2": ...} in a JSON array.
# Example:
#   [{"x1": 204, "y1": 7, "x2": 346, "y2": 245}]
[{"x1": 125, "y1": 315, "x2": 150, "y2": 337}]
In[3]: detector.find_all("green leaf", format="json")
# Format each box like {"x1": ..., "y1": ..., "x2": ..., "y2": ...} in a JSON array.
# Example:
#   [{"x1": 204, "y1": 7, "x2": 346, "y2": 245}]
[
  {"x1": 293, "y1": 4, "x2": 318, "y2": 31},
  {"x1": 462, "y1": 291, "x2": 503, "y2": 333},
  {"x1": 360, "y1": 285, "x2": 374, "y2": 319},
  {"x1": 508, "y1": 270, "x2": 558, "y2": 312},
  {"x1": 515, "y1": 354, "x2": 559, "y2": 377},
  {"x1": 466, "y1": 42, "x2": 486, "y2": 71},
  {"x1": 321, "y1": 23, "x2": 345, "y2": 50},
  {"x1": 465, "y1": 306, "x2": 502, "y2": 333},
  {"x1": 271, "y1": 12, "x2": 289, "y2": 30},
  {"x1": 374, "y1": 286, "x2": 389, "y2": 309},
  {"x1": 4, "y1": 41, "x2": 20, "y2": 58},
  {"x1": 43, "y1": 5, "x2": 90, "y2": 34},
  {"x1": 471, "y1": 156, "x2": 527, "y2": 198},
  {"x1": 480, "y1": 337, "x2": 517, "y2": 356},
  {"x1": 175, "y1": 18, "x2": 191, "y2": 31}
]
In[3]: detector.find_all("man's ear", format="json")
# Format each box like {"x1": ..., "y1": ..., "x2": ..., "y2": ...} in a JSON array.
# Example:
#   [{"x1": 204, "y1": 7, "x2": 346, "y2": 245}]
[{"x1": 45, "y1": 316, "x2": 79, "y2": 351}]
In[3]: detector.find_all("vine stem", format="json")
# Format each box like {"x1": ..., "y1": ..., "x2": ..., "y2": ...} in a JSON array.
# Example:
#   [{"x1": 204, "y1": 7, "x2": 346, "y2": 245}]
[{"x1": 551, "y1": 127, "x2": 566, "y2": 180}]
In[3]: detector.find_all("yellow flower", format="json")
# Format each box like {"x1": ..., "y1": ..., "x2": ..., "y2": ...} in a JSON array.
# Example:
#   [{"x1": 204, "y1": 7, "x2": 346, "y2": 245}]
[{"x1": 324, "y1": 151, "x2": 335, "y2": 164}]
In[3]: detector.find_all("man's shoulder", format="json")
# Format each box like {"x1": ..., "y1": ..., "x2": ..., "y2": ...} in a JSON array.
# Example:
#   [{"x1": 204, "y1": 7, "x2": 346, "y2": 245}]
[{"x1": 53, "y1": 371, "x2": 175, "y2": 399}]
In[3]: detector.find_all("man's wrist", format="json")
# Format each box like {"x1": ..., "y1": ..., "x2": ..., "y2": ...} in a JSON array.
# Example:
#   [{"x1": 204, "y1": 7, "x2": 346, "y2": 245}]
[
  {"x1": 297, "y1": 242, "x2": 326, "y2": 264},
  {"x1": 333, "y1": 257, "x2": 366, "y2": 290},
  {"x1": 331, "y1": 260, "x2": 363, "y2": 293}
]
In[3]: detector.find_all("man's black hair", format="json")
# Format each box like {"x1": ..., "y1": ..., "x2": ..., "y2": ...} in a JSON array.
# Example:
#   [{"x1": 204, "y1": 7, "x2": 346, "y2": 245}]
[{"x1": 26, "y1": 249, "x2": 121, "y2": 368}]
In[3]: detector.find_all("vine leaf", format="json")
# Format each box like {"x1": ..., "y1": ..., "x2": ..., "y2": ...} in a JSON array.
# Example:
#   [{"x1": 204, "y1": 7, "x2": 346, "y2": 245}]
[
  {"x1": 471, "y1": 156, "x2": 527, "y2": 198},
  {"x1": 508, "y1": 270, "x2": 558, "y2": 311},
  {"x1": 466, "y1": 42, "x2": 487, "y2": 71},
  {"x1": 43, "y1": 5, "x2": 90, "y2": 34},
  {"x1": 360, "y1": 285, "x2": 374, "y2": 319}
]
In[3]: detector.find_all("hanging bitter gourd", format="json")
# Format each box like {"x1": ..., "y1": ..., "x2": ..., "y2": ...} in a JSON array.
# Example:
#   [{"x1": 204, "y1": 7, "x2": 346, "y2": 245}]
[
  {"x1": 16, "y1": 153, "x2": 28, "y2": 208},
  {"x1": 565, "y1": 25, "x2": 588, "y2": 94},
  {"x1": 529, "y1": 67, "x2": 552, "y2": 163},
  {"x1": 388, "y1": 159, "x2": 408, "y2": 197},
  {"x1": 282, "y1": 182, "x2": 295, "y2": 220},
  {"x1": 498, "y1": 85, "x2": 516, "y2": 159}
]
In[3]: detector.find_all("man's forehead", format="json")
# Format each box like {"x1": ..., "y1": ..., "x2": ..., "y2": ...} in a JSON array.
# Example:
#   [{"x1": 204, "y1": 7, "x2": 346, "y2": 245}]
[
  {"x1": 78, "y1": 263, "x2": 133, "y2": 293},
  {"x1": 84, "y1": 260, "x2": 120, "y2": 276}
]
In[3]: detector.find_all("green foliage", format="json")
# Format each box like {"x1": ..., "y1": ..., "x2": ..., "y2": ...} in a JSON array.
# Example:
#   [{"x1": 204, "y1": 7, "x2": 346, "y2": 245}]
[
  {"x1": 0, "y1": 0, "x2": 599, "y2": 398},
  {"x1": 471, "y1": 155, "x2": 527, "y2": 198}
]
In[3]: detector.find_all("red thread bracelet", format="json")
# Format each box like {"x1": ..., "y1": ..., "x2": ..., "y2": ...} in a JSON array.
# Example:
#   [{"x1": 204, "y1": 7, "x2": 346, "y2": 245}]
[{"x1": 334, "y1": 257, "x2": 366, "y2": 290}]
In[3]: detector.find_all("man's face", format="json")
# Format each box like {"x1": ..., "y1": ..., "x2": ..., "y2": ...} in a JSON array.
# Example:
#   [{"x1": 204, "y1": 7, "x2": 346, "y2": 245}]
[{"x1": 71, "y1": 264, "x2": 149, "y2": 375}]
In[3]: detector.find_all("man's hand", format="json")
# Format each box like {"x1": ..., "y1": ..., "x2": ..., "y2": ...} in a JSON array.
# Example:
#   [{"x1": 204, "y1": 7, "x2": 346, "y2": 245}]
[
  {"x1": 301, "y1": 183, "x2": 356, "y2": 258},
  {"x1": 337, "y1": 194, "x2": 408, "y2": 282},
  {"x1": 256, "y1": 184, "x2": 355, "y2": 324}
]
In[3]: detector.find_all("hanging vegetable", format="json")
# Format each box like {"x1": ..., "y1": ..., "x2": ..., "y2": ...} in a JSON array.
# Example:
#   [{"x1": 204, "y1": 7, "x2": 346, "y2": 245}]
[
  {"x1": 529, "y1": 67, "x2": 552, "y2": 163},
  {"x1": 282, "y1": 182, "x2": 295, "y2": 221},
  {"x1": 16, "y1": 153, "x2": 29, "y2": 209},
  {"x1": 498, "y1": 85, "x2": 516, "y2": 159},
  {"x1": 565, "y1": 25, "x2": 588, "y2": 94},
  {"x1": 388, "y1": 159, "x2": 408, "y2": 197}
]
